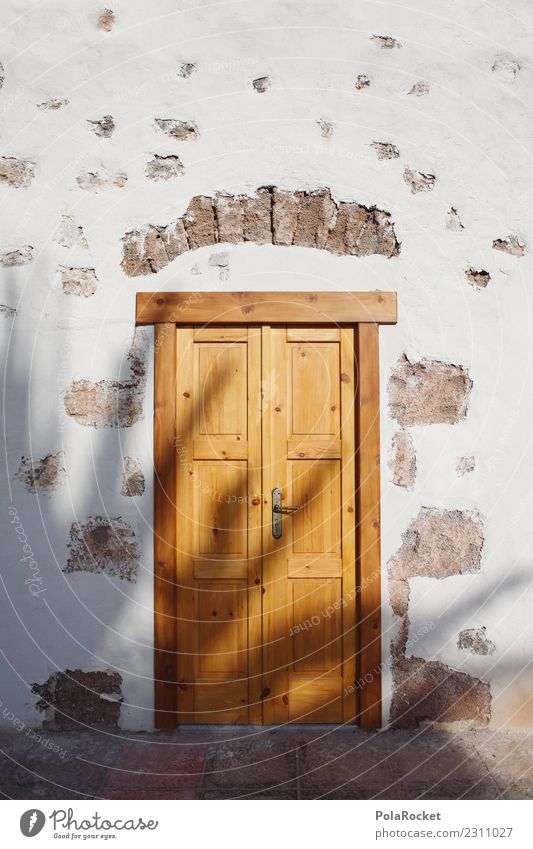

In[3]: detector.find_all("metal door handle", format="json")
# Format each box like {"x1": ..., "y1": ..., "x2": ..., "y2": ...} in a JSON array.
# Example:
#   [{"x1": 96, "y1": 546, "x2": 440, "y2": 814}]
[{"x1": 272, "y1": 487, "x2": 302, "y2": 539}]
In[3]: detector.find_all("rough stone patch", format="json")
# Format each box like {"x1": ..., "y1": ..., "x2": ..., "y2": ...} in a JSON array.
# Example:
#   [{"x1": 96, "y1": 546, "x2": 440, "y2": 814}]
[
  {"x1": 15, "y1": 452, "x2": 66, "y2": 494},
  {"x1": 64, "y1": 515, "x2": 139, "y2": 582},
  {"x1": 456, "y1": 455, "x2": 475, "y2": 476},
  {"x1": 145, "y1": 154, "x2": 184, "y2": 181},
  {"x1": 390, "y1": 655, "x2": 491, "y2": 728},
  {"x1": 371, "y1": 34, "x2": 402, "y2": 49},
  {"x1": 492, "y1": 234, "x2": 525, "y2": 257},
  {"x1": 293, "y1": 189, "x2": 336, "y2": 249},
  {"x1": 178, "y1": 62, "x2": 197, "y2": 78},
  {"x1": 407, "y1": 81, "x2": 429, "y2": 96},
  {"x1": 0, "y1": 61, "x2": 3, "y2": 89},
  {"x1": 121, "y1": 456, "x2": 145, "y2": 497},
  {"x1": 389, "y1": 431, "x2": 416, "y2": 489},
  {"x1": 155, "y1": 118, "x2": 198, "y2": 140},
  {"x1": 466, "y1": 268, "x2": 490, "y2": 289},
  {"x1": 388, "y1": 507, "x2": 484, "y2": 616},
  {"x1": 458, "y1": 627, "x2": 495, "y2": 655},
  {"x1": 97, "y1": 8, "x2": 115, "y2": 32},
  {"x1": 0, "y1": 156, "x2": 35, "y2": 188},
  {"x1": 446, "y1": 207, "x2": 464, "y2": 231},
  {"x1": 317, "y1": 119, "x2": 333, "y2": 138},
  {"x1": 121, "y1": 187, "x2": 400, "y2": 276},
  {"x1": 252, "y1": 76, "x2": 271, "y2": 93},
  {"x1": 76, "y1": 170, "x2": 126, "y2": 191},
  {"x1": 88, "y1": 115, "x2": 115, "y2": 137},
  {"x1": 0, "y1": 304, "x2": 16, "y2": 318},
  {"x1": 403, "y1": 167, "x2": 436, "y2": 193},
  {"x1": 37, "y1": 97, "x2": 69, "y2": 110},
  {"x1": 215, "y1": 194, "x2": 244, "y2": 243},
  {"x1": 355, "y1": 74, "x2": 371, "y2": 90},
  {"x1": 64, "y1": 329, "x2": 147, "y2": 427},
  {"x1": 0, "y1": 245, "x2": 34, "y2": 267},
  {"x1": 272, "y1": 189, "x2": 301, "y2": 246},
  {"x1": 371, "y1": 141, "x2": 400, "y2": 160},
  {"x1": 492, "y1": 56, "x2": 520, "y2": 80},
  {"x1": 55, "y1": 214, "x2": 88, "y2": 249},
  {"x1": 59, "y1": 266, "x2": 98, "y2": 297},
  {"x1": 388, "y1": 354, "x2": 472, "y2": 427},
  {"x1": 32, "y1": 669, "x2": 123, "y2": 730}
]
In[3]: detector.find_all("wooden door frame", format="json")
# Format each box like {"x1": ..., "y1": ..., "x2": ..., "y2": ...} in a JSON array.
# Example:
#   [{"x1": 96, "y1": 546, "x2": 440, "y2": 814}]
[{"x1": 136, "y1": 291, "x2": 397, "y2": 730}]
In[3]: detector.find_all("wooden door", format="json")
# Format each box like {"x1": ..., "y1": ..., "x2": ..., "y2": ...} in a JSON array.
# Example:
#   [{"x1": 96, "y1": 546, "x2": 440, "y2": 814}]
[
  {"x1": 174, "y1": 325, "x2": 356, "y2": 724},
  {"x1": 262, "y1": 327, "x2": 356, "y2": 723}
]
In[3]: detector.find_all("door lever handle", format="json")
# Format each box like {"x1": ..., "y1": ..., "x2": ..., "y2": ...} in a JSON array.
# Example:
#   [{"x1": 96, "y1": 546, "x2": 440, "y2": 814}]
[{"x1": 272, "y1": 487, "x2": 302, "y2": 539}]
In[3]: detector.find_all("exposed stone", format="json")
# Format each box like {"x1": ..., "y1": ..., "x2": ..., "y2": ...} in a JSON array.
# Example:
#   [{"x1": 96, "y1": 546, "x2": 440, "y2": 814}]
[
  {"x1": 492, "y1": 56, "x2": 520, "y2": 80},
  {"x1": 253, "y1": 75, "x2": 271, "y2": 93},
  {"x1": 389, "y1": 431, "x2": 416, "y2": 489},
  {"x1": 390, "y1": 655, "x2": 491, "y2": 728},
  {"x1": 76, "y1": 170, "x2": 127, "y2": 191},
  {"x1": 242, "y1": 188, "x2": 272, "y2": 243},
  {"x1": 403, "y1": 167, "x2": 436, "y2": 193},
  {"x1": 388, "y1": 354, "x2": 472, "y2": 427},
  {"x1": 32, "y1": 669, "x2": 123, "y2": 730},
  {"x1": 0, "y1": 304, "x2": 16, "y2": 318},
  {"x1": 388, "y1": 507, "x2": 484, "y2": 616},
  {"x1": 0, "y1": 156, "x2": 35, "y2": 188},
  {"x1": 447, "y1": 207, "x2": 464, "y2": 231},
  {"x1": 407, "y1": 80, "x2": 429, "y2": 96},
  {"x1": 183, "y1": 195, "x2": 217, "y2": 249},
  {"x1": 371, "y1": 141, "x2": 400, "y2": 160},
  {"x1": 59, "y1": 266, "x2": 98, "y2": 297},
  {"x1": 88, "y1": 115, "x2": 115, "y2": 137},
  {"x1": 355, "y1": 74, "x2": 371, "y2": 90},
  {"x1": 272, "y1": 189, "x2": 302, "y2": 246},
  {"x1": 371, "y1": 34, "x2": 402, "y2": 49},
  {"x1": 97, "y1": 9, "x2": 115, "y2": 32},
  {"x1": 466, "y1": 268, "x2": 490, "y2": 288},
  {"x1": 64, "y1": 515, "x2": 138, "y2": 582},
  {"x1": 293, "y1": 188, "x2": 336, "y2": 249},
  {"x1": 492, "y1": 234, "x2": 525, "y2": 257},
  {"x1": 64, "y1": 329, "x2": 147, "y2": 427},
  {"x1": 326, "y1": 202, "x2": 400, "y2": 257},
  {"x1": 178, "y1": 62, "x2": 197, "y2": 78},
  {"x1": 208, "y1": 251, "x2": 230, "y2": 282},
  {"x1": 121, "y1": 456, "x2": 145, "y2": 497},
  {"x1": 0, "y1": 61, "x2": 3, "y2": 89},
  {"x1": 37, "y1": 97, "x2": 69, "y2": 110},
  {"x1": 15, "y1": 452, "x2": 66, "y2": 494},
  {"x1": 155, "y1": 118, "x2": 198, "y2": 140},
  {"x1": 145, "y1": 154, "x2": 184, "y2": 181},
  {"x1": 457, "y1": 455, "x2": 475, "y2": 476},
  {"x1": 121, "y1": 187, "x2": 400, "y2": 276},
  {"x1": 54, "y1": 214, "x2": 88, "y2": 249},
  {"x1": 317, "y1": 119, "x2": 333, "y2": 138},
  {"x1": 215, "y1": 194, "x2": 244, "y2": 243},
  {"x1": 458, "y1": 627, "x2": 495, "y2": 656},
  {"x1": 0, "y1": 245, "x2": 34, "y2": 267}
]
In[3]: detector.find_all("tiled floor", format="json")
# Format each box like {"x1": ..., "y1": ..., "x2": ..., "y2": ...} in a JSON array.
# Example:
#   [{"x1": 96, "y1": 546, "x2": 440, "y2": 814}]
[{"x1": 0, "y1": 726, "x2": 531, "y2": 800}]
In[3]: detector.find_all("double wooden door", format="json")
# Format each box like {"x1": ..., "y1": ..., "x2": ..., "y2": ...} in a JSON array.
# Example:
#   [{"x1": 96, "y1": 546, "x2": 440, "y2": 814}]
[{"x1": 174, "y1": 325, "x2": 356, "y2": 724}]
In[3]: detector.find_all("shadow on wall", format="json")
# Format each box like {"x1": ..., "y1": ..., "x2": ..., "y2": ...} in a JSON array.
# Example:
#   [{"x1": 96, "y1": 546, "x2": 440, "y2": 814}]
[{"x1": 1, "y1": 267, "x2": 154, "y2": 733}]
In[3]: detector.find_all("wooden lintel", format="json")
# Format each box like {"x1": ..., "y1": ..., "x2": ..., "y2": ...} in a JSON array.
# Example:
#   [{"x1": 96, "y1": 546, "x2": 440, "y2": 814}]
[{"x1": 136, "y1": 291, "x2": 397, "y2": 326}]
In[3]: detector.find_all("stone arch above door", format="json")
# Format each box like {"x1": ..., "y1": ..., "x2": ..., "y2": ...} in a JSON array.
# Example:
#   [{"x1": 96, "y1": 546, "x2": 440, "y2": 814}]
[{"x1": 121, "y1": 187, "x2": 400, "y2": 277}]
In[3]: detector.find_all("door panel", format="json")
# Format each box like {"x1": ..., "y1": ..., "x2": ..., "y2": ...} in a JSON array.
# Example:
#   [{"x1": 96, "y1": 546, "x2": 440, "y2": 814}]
[
  {"x1": 176, "y1": 327, "x2": 262, "y2": 724},
  {"x1": 175, "y1": 324, "x2": 356, "y2": 724},
  {"x1": 262, "y1": 327, "x2": 356, "y2": 724}
]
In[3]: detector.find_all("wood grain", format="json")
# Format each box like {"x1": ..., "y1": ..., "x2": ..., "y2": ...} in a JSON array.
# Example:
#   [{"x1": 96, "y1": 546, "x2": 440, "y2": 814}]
[
  {"x1": 154, "y1": 324, "x2": 177, "y2": 729},
  {"x1": 356, "y1": 323, "x2": 382, "y2": 729},
  {"x1": 136, "y1": 291, "x2": 397, "y2": 326}
]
